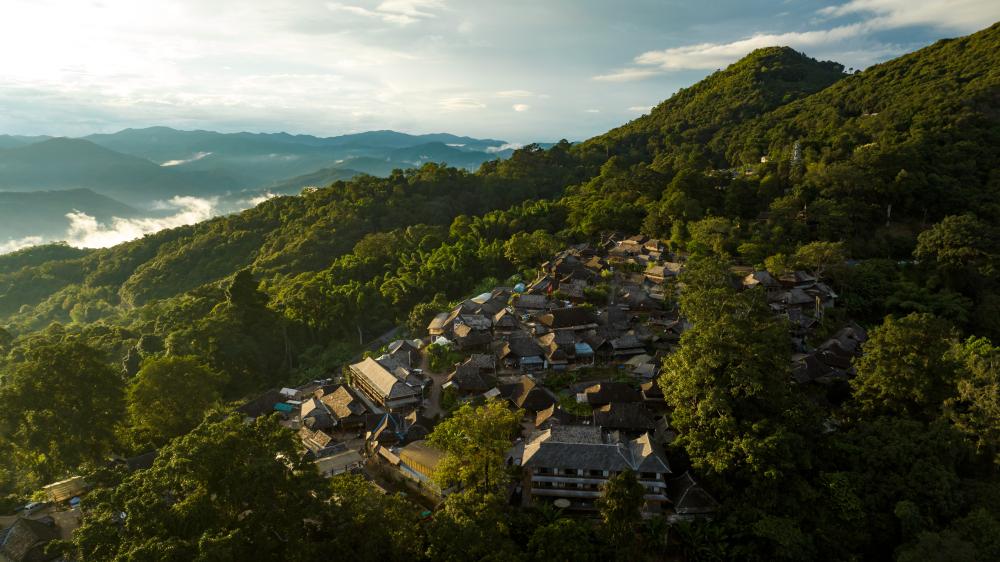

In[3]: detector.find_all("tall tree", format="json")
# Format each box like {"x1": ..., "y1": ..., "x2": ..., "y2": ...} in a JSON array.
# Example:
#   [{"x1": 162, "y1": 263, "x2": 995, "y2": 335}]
[
  {"x1": 428, "y1": 399, "x2": 522, "y2": 491},
  {"x1": 850, "y1": 313, "x2": 961, "y2": 420},
  {"x1": 126, "y1": 356, "x2": 226, "y2": 446},
  {"x1": 595, "y1": 469, "x2": 646, "y2": 555},
  {"x1": 0, "y1": 336, "x2": 124, "y2": 486},
  {"x1": 72, "y1": 414, "x2": 326, "y2": 562},
  {"x1": 659, "y1": 258, "x2": 807, "y2": 479}
]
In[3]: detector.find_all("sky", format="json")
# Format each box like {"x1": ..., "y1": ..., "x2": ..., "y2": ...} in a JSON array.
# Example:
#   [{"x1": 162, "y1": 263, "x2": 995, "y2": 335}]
[{"x1": 1, "y1": 0, "x2": 999, "y2": 143}]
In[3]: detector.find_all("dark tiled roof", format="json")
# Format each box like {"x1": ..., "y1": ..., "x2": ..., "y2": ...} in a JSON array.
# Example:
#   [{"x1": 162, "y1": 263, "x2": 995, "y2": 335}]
[
  {"x1": 593, "y1": 402, "x2": 655, "y2": 431},
  {"x1": 522, "y1": 426, "x2": 670, "y2": 474},
  {"x1": 668, "y1": 472, "x2": 719, "y2": 514},
  {"x1": 538, "y1": 307, "x2": 597, "y2": 330},
  {"x1": 502, "y1": 376, "x2": 557, "y2": 412},
  {"x1": 583, "y1": 382, "x2": 642, "y2": 405},
  {"x1": 321, "y1": 385, "x2": 368, "y2": 419},
  {"x1": 0, "y1": 517, "x2": 60, "y2": 562}
]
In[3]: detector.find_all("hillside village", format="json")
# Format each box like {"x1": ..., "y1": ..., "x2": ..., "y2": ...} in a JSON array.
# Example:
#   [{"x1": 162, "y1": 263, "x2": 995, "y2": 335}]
[
  {"x1": 1, "y1": 233, "x2": 871, "y2": 559},
  {"x1": 243, "y1": 235, "x2": 863, "y2": 515}
]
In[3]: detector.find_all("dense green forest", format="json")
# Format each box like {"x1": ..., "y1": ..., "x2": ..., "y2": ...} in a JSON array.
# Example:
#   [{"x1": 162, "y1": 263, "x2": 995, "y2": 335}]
[{"x1": 1, "y1": 21, "x2": 999, "y2": 561}]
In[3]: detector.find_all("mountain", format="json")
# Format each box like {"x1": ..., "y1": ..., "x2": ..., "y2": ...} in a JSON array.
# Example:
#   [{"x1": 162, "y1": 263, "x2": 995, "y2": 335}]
[
  {"x1": 83, "y1": 127, "x2": 515, "y2": 187},
  {"x1": 0, "y1": 189, "x2": 138, "y2": 242},
  {"x1": 2, "y1": 23, "x2": 997, "y2": 327},
  {"x1": 0, "y1": 138, "x2": 238, "y2": 205},
  {"x1": 260, "y1": 167, "x2": 364, "y2": 196},
  {"x1": 0, "y1": 134, "x2": 50, "y2": 150}
]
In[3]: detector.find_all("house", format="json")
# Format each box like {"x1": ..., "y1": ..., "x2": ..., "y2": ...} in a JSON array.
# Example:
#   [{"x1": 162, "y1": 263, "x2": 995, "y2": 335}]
[
  {"x1": 492, "y1": 308, "x2": 520, "y2": 333},
  {"x1": 300, "y1": 397, "x2": 336, "y2": 430},
  {"x1": 520, "y1": 425, "x2": 671, "y2": 512},
  {"x1": 299, "y1": 427, "x2": 345, "y2": 460},
  {"x1": 580, "y1": 382, "x2": 642, "y2": 406},
  {"x1": 444, "y1": 354, "x2": 497, "y2": 395},
  {"x1": 640, "y1": 381, "x2": 665, "y2": 403},
  {"x1": 513, "y1": 294, "x2": 550, "y2": 314},
  {"x1": 427, "y1": 312, "x2": 452, "y2": 336},
  {"x1": 537, "y1": 307, "x2": 598, "y2": 332},
  {"x1": 609, "y1": 334, "x2": 646, "y2": 358},
  {"x1": 41, "y1": 476, "x2": 87, "y2": 503},
  {"x1": 496, "y1": 335, "x2": 546, "y2": 372},
  {"x1": 742, "y1": 271, "x2": 781, "y2": 292},
  {"x1": 0, "y1": 517, "x2": 61, "y2": 562},
  {"x1": 385, "y1": 339, "x2": 422, "y2": 369},
  {"x1": 667, "y1": 472, "x2": 719, "y2": 521},
  {"x1": 453, "y1": 322, "x2": 492, "y2": 350},
  {"x1": 537, "y1": 331, "x2": 576, "y2": 370},
  {"x1": 593, "y1": 403, "x2": 655, "y2": 433},
  {"x1": 348, "y1": 356, "x2": 422, "y2": 411},
  {"x1": 319, "y1": 385, "x2": 369, "y2": 428},
  {"x1": 365, "y1": 412, "x2": 430, "y2": 454},
  {"x1": 534, "y1": 404, "x2": 583, "y2": 429},
  {"x1": 398, "y1": 440, "x2": 446, "y2": 492},
  {"x1": 314, "y1": 449, "x2": 365, "y2": 477},
  {"x1": 236, "y1": 389, "x2": 286, "y2": 419},
  {"x1": 501, "y1": 375, "x2": 558, "y2": 413}
]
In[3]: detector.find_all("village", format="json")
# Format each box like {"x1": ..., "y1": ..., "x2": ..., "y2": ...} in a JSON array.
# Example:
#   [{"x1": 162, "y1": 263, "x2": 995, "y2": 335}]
[
  {"x1": 232, "y1": 235, "x2": 867, "y2": 518},
  {"x1": 2, "y1": 234, "x2": 868, "y2": 561}
]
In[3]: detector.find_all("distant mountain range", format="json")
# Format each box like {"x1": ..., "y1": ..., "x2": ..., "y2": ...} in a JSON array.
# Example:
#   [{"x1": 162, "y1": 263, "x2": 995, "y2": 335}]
[{"x1": 0, "y1": 127, "x2": 543, "y2": 248}]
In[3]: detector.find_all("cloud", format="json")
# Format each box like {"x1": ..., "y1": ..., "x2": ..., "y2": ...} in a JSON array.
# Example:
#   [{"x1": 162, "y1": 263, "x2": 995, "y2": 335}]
[
  {"x1": 0, "y1": 236, "x2": 44, "y2": 255},
  {"x1": 633, "y1": 23, "x2": 868, "y2": 71},
  {"x1": 496, "y1": 89, "x2": 533, "y2": 98},
  {"x1": 628, "y1": 105, "x2": 652, "y2": 113},
  {"x1": 584, "y1": 109, "x2": 600, "y2": 113},
  {"x1": 485, "y1": 142, "x2": 522, "y2": 153},
  {"x1": 160, "y1": 151, "x2": 212, "y2": 167},
  {"x1": 440, "y1": 97, "x2": 486, "y2": 110},
  {"x1": 64, "y1": 195, "x2": 218, "y2": 249},
  {"x1": 592, "y1": 68, "x2": 660, "y2": 82},
  {"x1": 512, "y1": 103, "x2": 530, "y2": 112},
  {"x1": 596, "y1": 0, "x2": 999, "y2": 78},
  {"x1": 248, "y1": 192, "x2": 279, "y2": 206},
  {"x1": 326, "y1": 0, "x2": 444, "y2": 26},
  {"x1": 817, "y1": 0, "x2": 1000, "y2": 32}
]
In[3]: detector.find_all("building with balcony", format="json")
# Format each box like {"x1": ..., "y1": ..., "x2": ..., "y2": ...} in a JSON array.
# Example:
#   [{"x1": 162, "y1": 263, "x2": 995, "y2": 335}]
[{"x1": 520, "y1": 425, "x2": 671, "y2": 513}]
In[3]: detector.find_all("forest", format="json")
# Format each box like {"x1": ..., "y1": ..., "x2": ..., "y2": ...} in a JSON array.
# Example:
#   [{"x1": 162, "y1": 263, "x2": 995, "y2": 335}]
[{"x1": 0, "y1": 21, "x2": 998, "y2": 562}]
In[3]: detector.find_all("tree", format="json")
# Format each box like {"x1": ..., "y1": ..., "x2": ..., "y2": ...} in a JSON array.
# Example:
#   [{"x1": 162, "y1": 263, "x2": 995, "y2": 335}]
[
  {"x1": 850, "y1": 313, "x2": 961, "y2": 420},
  {"x1": 595, "y1": 469, "x2": 646, "y2": 553},
  {"x1": 915, "y1": 214, "x2": 997, "y2": 278},
  {"x1": 793, "y1": 241, "x2": 846, "y2": 278},
  {"x1": 425, "y1": 490, "x2": 522, "y2": 562},
  {"x1": 527, "y1": 518, "x2": 600, "y2": 562},
  {"x1": 503, "y1": 230, "x2": 562, "y2": 269},
  {"x1": 322, "y1": 473, "x2": 425, "y2": 562},
  {"x1": 945, "y1": 337, "x2": 1000, "y2": 464},
  {"x1": 428, "y1": 399, "x2": 522, "y2": 491},
  {"x1": 72, "y1": 414, "x2": 328, "y2": 561},
  {"x1": 126, "y1": 356, "x2": 227, "y2": 446},
  {"x1": 0, "y1": 337, "x2": 124, "y2": 486},
  {"x1": 659, "y1": 259, "x2": 806, "y2": 478}
]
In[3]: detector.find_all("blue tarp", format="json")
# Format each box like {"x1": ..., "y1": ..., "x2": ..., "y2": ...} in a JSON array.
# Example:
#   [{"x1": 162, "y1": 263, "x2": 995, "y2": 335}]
[
  {"x1": 273, "y1": 402, "x2": 294, "y2": 413},
  {"x1": 575, "y1": 342, "x2": 594, "y2": 356}
]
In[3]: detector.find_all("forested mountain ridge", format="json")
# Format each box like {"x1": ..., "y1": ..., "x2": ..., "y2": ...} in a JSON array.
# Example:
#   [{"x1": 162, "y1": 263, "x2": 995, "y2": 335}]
[{"x1": 1, "y1": 22, "x2": 999, "y2": 562}]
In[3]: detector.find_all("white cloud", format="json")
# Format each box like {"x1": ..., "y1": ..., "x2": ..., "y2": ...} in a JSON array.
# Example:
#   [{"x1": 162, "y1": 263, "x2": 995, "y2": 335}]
[
  {"x1": 440, "y1": 97, "x2": 486, "y2": 110},
  {"x1": 0, "y1": 236, "x2": 44, "y2": 255},
  {"x1": 326, "y1": 0, "x2": 444, "y2": 26},
  {"x1": 485, "y1": 142, "x2": 522, "y2": 153},
  {"x1": 584, "y1": 108, "x2": 600, "y2": 113},
  {"x1": 596, "y1": 0, "x2": 999, "y2": 78},
  {"x1": 512, "y1": 103, "x2": 530, "y2": 112},
  {"x1": 496, "y1": 89, "x2": 533, "y2": 98},
  {"x1": 593, "y1": 68, "x2": 660, "y2": 82},
  {"x1": 248, "y1": 192, "x2": 279, "y2": 206},
  {"x1": 628, "y1": 105, "x2": 652, "y2": 113},
  {"x1": 160, "y1": 151, "x2": 212, "y2": 167},
  {"x1": 64, "y1": 195, "x2": 217, "y2": 249},
  {"x1": 817, "y1": 0, "x2": 1000, "y2": 32},
  {"x1": 633, "y1": 23, "x2": 867, "y2": 71}
]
